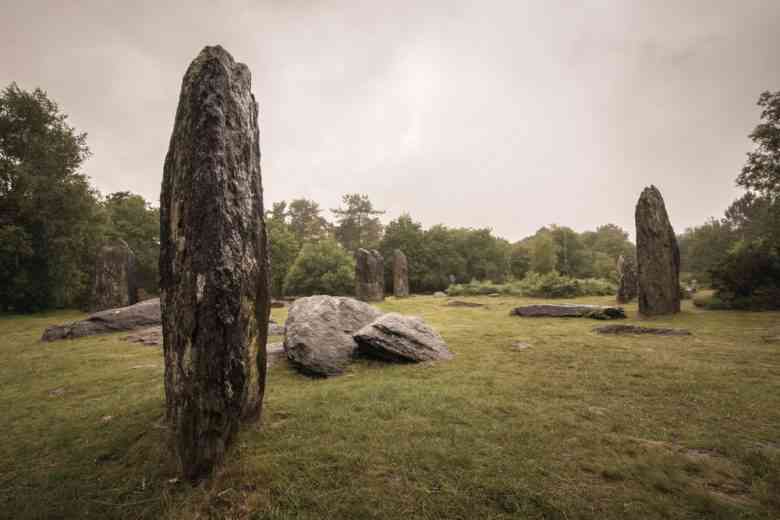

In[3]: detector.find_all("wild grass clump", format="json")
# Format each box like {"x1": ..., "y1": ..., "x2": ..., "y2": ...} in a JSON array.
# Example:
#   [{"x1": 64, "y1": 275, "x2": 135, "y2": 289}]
[{"x1": 446, "y1": 272, "x2": 616, "y2": 298}]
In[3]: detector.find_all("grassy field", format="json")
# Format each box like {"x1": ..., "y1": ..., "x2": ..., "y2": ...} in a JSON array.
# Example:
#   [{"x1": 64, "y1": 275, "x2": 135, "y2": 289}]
[{"x1": 1, "y1": 295, "x2": 779, "y2": 519}]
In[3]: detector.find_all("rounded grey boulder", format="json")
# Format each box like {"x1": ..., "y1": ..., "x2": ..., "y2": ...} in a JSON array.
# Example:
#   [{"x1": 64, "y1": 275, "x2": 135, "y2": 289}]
[
  {"x1": 283, "y1": 295, "x2": 383, "y2": 377},
  {"x1": 354, "y1": 313, "x2": 453, "y2": 363}
]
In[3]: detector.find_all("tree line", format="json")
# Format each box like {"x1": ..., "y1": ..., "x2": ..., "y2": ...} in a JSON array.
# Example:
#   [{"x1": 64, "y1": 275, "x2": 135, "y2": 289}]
[{"x1": 677, "y1": 91, "x2": 780, "y2": 308}]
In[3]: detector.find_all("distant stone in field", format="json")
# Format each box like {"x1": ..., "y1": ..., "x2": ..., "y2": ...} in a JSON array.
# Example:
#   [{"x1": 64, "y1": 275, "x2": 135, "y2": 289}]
[
  {"x1": 159, "y1": 46, "x2": 270, "y2": 482},
  {"x1": 593, "y1": 324, "x2": 691, "y2": 336},
  {"x1": 266, "y1": 342, "x2": 286, "y2": 366},
  {"x1": 268, "y1": 320, "x2": 285, "y2": 336},
  {"x1": 393, "y1": 249, "x2": 409, "y2": 297},
  {"x1": 433, "y1": 291, "x2": 447, "y2": 297},
  {"x1": 283, "y1": 295, "x2": 382, "y2": 377},
  {"x1": 354, "y1": 313, "x2": 453, "y2": 363},
  {"x1": 446, "y1": 300, "x2": 485, "y2": 308},
  {"x1": 635, "y1": 186, "x2": 680, "y2": 316},
  {"x1": 91, "y1": 239, "x2": 139, "y2": 312},
  {"x1": 355, "y1": 248, "x2": 384, "y2": 301},
  {"x1": 509, "y1": 304, "x2": 626, "y2": 320},
  {"x1": 512, "y1": 341, "x2": 532, "y2": 350},
  {"x1": 42, "y1": 298, "x2": 162, "y2": 341},
  {"x1": 616, "y1": 254, "x2": 638, "y2": 304}
]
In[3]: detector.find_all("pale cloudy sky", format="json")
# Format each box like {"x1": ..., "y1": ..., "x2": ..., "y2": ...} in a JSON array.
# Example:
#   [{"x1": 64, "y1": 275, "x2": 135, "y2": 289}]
[{"x1": 2, "y1": 0, "x2": 779, "y2": 241}]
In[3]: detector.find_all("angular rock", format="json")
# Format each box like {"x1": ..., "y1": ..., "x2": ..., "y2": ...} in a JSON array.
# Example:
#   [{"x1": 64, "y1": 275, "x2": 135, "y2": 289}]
[
  {"x1": 159, "y1": 46, "x2": 270, "y2": 482},
  {"x1": 91, "y1": 239, "x2": 139, "y2": 312},
  {"x1": 283, "y1": 295, "x2": 382, "y2": 377},
  {"x1": 355, "y1": 248, "x2": 384, "y2": 302},
  {"x1": 393, "y1": 249, "x2": 409, "y2": 297},
  {"x1": 636, "y1": 186, "x2": 681, "y2": 316},
  {"x1": 509, "y1": 304, "x2": 626, "y2": 320},
  {"x1": 616, "y1": 254, "x2": 638, "y2": 304},
  {"x1": 354, "y1": 313, "x2": 453, "y2": 363},
  {"x1": 593, "y1": 324, "x2": 691, "y2": 336},
  {"x1": 42, "y1": 298, "x2": 161, "y2": 341}
]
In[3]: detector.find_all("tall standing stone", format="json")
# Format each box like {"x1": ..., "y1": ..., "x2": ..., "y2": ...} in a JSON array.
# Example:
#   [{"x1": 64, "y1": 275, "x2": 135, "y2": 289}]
[
  {"x1": 91, "y1": 239, "x2": 139, "y2": 311},
  {"x1": 616, "y1": 254, "x2": 638, "y2": 304},
  {"x1": 635, "y1": 185, "x2": 680, "y2": 316},
  {"x1": 355, "y1": 249, "x2": 384, "y2": 301},
  {"x1": 393, "y1": 249, "x2": 409, "y2": 298},
  {"x1": 159, "y1": 46, "x2": 270, "y2": 482}
]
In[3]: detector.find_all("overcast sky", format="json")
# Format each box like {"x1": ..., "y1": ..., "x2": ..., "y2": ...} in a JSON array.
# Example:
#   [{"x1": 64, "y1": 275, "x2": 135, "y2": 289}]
[{"x1": 3, "y1": 0, "x2": 779, "y2": 241}]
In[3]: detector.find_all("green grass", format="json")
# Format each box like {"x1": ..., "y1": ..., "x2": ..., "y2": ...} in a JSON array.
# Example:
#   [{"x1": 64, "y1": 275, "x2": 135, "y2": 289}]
[{"x1": 1, "y1": 296, "x2": 779, "y2": 519}]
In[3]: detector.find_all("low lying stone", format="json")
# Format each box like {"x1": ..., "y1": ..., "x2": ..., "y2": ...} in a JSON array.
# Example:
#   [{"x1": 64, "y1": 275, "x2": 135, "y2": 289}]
[
  {"x1": 433, "y1": 291, "x2": 447, "y2": 297},
  {"x1": 122, "y1": 326, "x2": 163, "y2": 346},
  {"x1": 593, "y1": 324, "x2": 691, "y2": 336},
  {"x1": 509, "y1": 304, "x2": 626, "y2": 320},
  {"x1": 283, "y1": 295, "x2": 383, "y2": 377},
  {"x1": 446, "y1": 300, "x2": 485, "y2": 308},
  {"x1": 42, "y1": 298, "x2": 161, "y2": 341},
  {"x1": 354, "y1": 313, "x2": 453, "y2": 363},
  {"x1": 270, "y1": 300, "x2": 286, "y2": 308}
]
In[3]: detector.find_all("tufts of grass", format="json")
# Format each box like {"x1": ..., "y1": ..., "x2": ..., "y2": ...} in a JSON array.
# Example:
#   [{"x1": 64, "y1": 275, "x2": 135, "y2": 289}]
[{"x1": 1, "y1": 295, "x2": 779, "y2": 519}]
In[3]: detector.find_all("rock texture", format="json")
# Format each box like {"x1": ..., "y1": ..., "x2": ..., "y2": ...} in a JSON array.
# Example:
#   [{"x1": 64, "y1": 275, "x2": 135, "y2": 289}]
[
  {"x1": 593, "y1": 324, "x2": 691, "y2": 336},
  {"x1": 509, "y1": 304, "x2": 626, "y2": 320},
  {"x1": 354, "y1": 313, "x2": 453, "y2": 363},
  {"x1": 355, "y1": 249, "x2": 384, "y2": 302},
  {"x1": 42, "y1": 298, "x2": 161, "y2": 341},
  {"x1": 122, "y1": 326, "x2": 163, "y2": 346},
  {"x1": 446, "y1": 300, "x2": 485, "y2": 308},
  {"x1": 393, "y1": 249, "x2": 409, "y2": 297},
  {"x1": 159, "y1": 46, "x2": 270, "y2": 482},
  {"x1": 616, "y1": 254, "x2": 638, "y2": 304},
  {"x1": 91, "y1": 239, "x2": 139, "y2": 312},
  {"x1": 636, "y1": 186, "x2": 681, "y2": 316},
  {"x1": 283, "y1": 295, "x2": 382, "y2": 376}
]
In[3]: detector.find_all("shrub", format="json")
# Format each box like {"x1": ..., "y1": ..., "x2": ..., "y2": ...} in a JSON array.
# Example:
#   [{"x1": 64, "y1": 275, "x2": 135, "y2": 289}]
[
  {"x1": 446, "y1": 272, "x2": 616, "y2": 298},
  {"x1": 283, "y1": 238, "x2": 355, "y2": 296}
]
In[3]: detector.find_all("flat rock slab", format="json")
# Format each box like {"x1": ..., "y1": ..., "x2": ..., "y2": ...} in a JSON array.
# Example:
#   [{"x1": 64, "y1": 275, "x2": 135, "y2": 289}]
[
  {"x1": 42, "y1": 298, "x2": 161, "y2": 341},
  {"x1": 354, "y1": 313, "x2": 454, "y2": 363},
  {"x1": 446, "y1": 300, "x2": 485, "y2": 308},
  {"x1": 509, "y1": 304, "x2": 626, "y2": 320},
  {"x1": 122, "y1": 326, "x2": 163, "y2": 346},
  {"x1": 268, "y1": 321, "x2": 285, "y2": 336},
  {"x1": 284, "y1": 295, "x2": 383, "y2": 377},
  {"x1": 593, "y1": 324, "x2": 691, "y2": 336}
]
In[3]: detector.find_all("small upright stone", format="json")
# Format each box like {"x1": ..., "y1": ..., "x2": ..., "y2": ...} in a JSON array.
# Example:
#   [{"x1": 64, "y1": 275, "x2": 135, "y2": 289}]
[
  {"x1": 635, "y1": 185, "x2": 680, "y2": 316},
  {"x1": 393, "y1": 249, "x2": 409, "y2": 297},
  {"x1": 616, "y1": 254, "x2": 638, "y2": 303},
  {"x1": 159, "y1": 46, "x2": 270, "y2": 482},
  {"x1": 91, "y1": 239, "x2": 139, "y2": 311},
  {"x1": 355, "y1": 248, "x2": 384, "y2": 301}
]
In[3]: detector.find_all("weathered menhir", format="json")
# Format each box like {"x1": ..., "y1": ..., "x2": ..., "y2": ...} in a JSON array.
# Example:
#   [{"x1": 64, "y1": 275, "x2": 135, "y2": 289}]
[
  {"x1": 635, "y1": 185, "x2": 680, "y2": 316},
  {"x1": 91, "y1": 239, "x2": 139, "y2": 311},
  {"x1": 160, "y1": 45, "x2": 270, "y2": 482},
  {"x1": 616, "y1": 254, "x2": 638, "y2": 304},
  {"x1": 393, "y1": 249, "x2": 409, "y2": 297},
  {"x1": 355, "y1": 248, "x2": 384, "y2": 301}
]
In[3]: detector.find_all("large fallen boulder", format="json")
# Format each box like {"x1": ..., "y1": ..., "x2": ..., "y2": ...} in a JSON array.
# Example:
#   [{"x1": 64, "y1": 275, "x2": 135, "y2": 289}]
[
  {"x1": 42, "y1": 298, "x2": 161, "y2": 341},
  {"x1": 593, "y1": 324, "x2": 691, "y2": 336},
  {"x1": 509, "y1": 304, "x2": 626, "y2": 320},
  {"x1": 354, "y1": 313, "x2": 454, "y2": 363},
  {"x1": 283, "y1": 295, "x2": 383, "y2": 377}
]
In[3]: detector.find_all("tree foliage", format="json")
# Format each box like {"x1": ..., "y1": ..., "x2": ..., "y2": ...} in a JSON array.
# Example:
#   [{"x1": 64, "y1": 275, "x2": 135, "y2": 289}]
[
  {"x1": 332, "y1": 193, "x2": 384, "y2": 253},
  {"x1": 0, "y1": 83, "x2": 101, "y2": 311},
  {"x1": 283, "y1": 238, "x2": 355, "y2": 296}
]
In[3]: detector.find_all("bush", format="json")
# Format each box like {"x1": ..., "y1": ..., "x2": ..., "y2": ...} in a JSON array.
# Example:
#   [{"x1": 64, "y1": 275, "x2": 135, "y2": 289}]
[
  {"x1": 708, "y1": 240, "x2": 780, "y2": 310},
  {"x1": 283, "y1": 238, "x2": 355, "y2": 296},
  {"x1": 446, "y1": 272, "x2": 616, "y2": 298}
]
